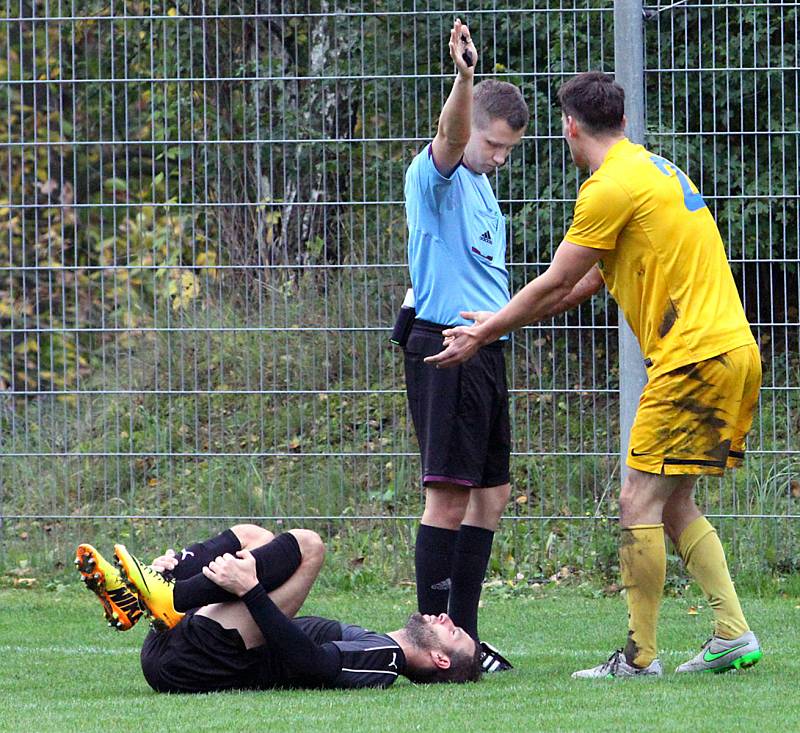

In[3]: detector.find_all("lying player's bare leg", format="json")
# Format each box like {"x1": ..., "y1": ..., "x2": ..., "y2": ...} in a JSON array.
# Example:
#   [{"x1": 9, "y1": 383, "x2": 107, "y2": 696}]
[
  {"x1": 230, "y1": 523, "x2": 275, "y2": 551},
  {"x1": 267, "y1": 530, "x2": 326, "y2": 616}
]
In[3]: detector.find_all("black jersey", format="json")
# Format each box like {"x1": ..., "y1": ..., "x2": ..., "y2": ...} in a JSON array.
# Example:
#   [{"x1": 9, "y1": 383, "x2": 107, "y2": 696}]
[
  {"x1": 284, "y1": 622, "x2": 405, "y2": 689},
  {"x1": 140, "y1": 587, "x2": 406, "y2": 693}
]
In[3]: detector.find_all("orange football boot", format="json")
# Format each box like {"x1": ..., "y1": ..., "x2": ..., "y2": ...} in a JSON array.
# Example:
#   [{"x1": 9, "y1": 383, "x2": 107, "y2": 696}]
[{"x1": 75, "y1": 544, "x2": 143, "y2": 630}]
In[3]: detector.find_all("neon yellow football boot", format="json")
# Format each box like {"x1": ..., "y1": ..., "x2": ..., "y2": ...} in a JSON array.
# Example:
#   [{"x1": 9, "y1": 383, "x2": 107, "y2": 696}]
[
  {"x1": 75, "y1": 543, "x2": 143, "y2": 631},
  {"x1": 114, "y1": 543, "x2": 184, "y2": 632}
]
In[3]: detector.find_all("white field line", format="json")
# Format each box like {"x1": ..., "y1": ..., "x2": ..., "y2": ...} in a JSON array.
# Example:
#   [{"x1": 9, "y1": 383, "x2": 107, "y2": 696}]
[
  {"x1": 0, "y1": 644, "x2": 138, "y2": 656},
  {"x1": 490, "y1": 646, "x2": 699, "y2": 657}
]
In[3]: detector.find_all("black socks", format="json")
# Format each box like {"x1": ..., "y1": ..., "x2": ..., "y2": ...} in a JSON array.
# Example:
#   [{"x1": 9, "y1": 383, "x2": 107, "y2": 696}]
[
  {"x1": 415, "y1": 523, "x2": 495, "y2": 640},
  {"x1": 448, "y1": 525, "x2": 494, "y2": 640},
  {"x1": 415, "y1": 524, "x2": 458, "y2": 615},
  {"x1": 172, "y1": 532, "x2": 302, "y2": 612},
  {"x1": 170, "y1": 529, "x2": 242, "y2": 580}
]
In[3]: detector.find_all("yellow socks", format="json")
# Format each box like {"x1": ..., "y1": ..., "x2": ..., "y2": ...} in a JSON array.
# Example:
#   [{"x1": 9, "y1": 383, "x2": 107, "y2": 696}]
[
  {"x1": 618, "y1": 516, "x2": 748, "y2": 667},
  {"x1": 676, "y1": 516, "x2": 749, "y2": 639},
  {"x1": 620, "y1": 524, "x2": 666, "y2": 668}
]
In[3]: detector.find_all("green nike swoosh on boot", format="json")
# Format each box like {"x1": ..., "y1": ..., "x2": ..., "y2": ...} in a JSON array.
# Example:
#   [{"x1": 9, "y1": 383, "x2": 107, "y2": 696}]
[{"x1": 703, "y1": 643, "x2": 748, "y2": 663}]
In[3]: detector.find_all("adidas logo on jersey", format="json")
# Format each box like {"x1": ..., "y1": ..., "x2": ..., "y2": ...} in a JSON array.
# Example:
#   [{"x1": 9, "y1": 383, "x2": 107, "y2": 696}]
[{"x1": 479, "y1": 230, "x2": 493, "y2": 244}]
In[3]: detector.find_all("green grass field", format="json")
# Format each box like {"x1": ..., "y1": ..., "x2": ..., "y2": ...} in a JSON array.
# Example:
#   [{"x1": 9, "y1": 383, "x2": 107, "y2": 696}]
[{"x1": 1, "y1": 586, "x2": 798, "y2": 733}]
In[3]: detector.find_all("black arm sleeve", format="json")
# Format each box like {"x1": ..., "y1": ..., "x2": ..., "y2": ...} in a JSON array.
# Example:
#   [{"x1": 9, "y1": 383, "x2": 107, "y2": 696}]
[{"x1": 241, "y1": 583, "x2": 341, "y2": 682}]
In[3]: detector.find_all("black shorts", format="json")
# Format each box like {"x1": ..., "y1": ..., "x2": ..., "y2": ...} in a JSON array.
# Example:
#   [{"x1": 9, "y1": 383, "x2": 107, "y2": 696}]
[
  {"x1": 403, "y1": 320, "x2": 511, "y2": 488},
  {"x1": 140, "y1": 610, "x2": 268, "y2": 693}
]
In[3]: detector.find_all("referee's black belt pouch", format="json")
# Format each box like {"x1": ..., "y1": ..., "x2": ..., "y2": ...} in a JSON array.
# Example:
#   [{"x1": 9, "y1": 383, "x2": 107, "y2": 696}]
[{"x1": 390, "y1": 305, "x2": 416, "y2": 347}]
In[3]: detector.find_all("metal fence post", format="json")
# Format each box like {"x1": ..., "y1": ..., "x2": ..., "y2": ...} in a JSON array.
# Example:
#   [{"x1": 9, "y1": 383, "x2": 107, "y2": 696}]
[{"x1": 614, "y1": 1, "x2": 649, "y2": 481}]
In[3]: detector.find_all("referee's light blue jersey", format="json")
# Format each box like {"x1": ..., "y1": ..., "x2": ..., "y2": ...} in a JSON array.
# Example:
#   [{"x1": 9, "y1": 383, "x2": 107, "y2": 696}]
[{"x1": 404, "y1": 144, "x2": 510, "y2": 328}]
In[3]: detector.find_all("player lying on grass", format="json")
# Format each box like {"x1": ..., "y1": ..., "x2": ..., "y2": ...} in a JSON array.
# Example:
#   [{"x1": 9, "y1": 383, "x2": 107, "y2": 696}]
[{"x1": 75, "y1": 523, "x2": 482, "y2": 692}]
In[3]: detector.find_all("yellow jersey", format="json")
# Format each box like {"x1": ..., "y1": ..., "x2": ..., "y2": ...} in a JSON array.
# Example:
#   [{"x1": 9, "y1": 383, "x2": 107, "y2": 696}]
[{"x1": 565, "y1": 138, "x2": 755, "y2": 379}]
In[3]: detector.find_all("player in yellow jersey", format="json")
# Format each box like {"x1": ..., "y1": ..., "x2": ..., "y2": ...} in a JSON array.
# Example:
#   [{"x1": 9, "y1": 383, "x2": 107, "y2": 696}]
[{"x1": 425, "y1": 71, "x2": 763, "y2": 678}]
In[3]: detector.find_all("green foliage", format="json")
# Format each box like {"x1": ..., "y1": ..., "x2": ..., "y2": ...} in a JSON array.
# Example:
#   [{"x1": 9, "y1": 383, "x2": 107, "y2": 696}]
[
  {"x1": 0, "y1": 1, "x2": 213, "y2": 393},
  {"x1": 2, "y1": 2, "x2": 796, "y2": 390}
]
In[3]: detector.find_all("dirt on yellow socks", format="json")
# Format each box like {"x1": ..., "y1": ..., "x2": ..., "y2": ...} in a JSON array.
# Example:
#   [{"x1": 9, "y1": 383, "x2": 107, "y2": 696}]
[
  {"x1": 676, "y1": 515, "x2": 749, "y2": 639},
  {"x1": 620, "y1": 523, "x2": 666, "y2": 668}
]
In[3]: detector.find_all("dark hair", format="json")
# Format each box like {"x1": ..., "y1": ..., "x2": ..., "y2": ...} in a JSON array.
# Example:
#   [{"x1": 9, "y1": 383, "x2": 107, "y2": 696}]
[
  {"x1": 473, "y1": 80, "x2": 529, "y2": 132},
  {"x1": 405, "y1": 639, "x2": 484, "y2": 685},
  {"x1": 557, "y1": 71, "x2": 625, "y2": 134}
]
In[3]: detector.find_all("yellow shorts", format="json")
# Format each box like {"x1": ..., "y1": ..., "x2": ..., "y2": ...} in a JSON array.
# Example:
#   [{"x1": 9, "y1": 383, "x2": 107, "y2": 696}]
[{"x1": 627, "y1": 343, "x2": 762, "y2": 476}]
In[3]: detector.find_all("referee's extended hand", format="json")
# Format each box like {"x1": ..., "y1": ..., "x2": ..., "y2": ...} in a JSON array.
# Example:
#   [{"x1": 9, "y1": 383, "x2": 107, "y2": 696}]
[{"x1": 202, "y1": 549, "x2": 258, "y2": 597}]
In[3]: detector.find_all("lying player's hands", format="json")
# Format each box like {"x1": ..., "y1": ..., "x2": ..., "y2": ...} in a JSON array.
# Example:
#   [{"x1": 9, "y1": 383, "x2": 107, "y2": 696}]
[
  {"x1": 202, "y1": 549, "x2": 258, "y2": 597},
  {"x1": 423, "y1": 325, "x2": 482, "y2": 368},
  {"x1": 150, "y1": 548, "x2": 179, "y2": 574}
]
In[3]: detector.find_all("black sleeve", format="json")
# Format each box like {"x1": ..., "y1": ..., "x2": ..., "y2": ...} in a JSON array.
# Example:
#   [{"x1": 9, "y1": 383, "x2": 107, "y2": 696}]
[{"x1": 241, "y1": 583, "x2": 341, "y2": 682}]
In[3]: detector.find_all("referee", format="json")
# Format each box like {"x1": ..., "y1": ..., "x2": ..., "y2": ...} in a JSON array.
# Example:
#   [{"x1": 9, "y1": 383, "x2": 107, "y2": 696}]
[{"x1": 402, "y1": 18, "x2": 528, "y2": 672}]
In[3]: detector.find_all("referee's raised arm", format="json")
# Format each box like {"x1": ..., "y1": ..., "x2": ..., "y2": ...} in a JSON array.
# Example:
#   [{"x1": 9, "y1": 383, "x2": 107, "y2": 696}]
[{"x1": 430, "y1": 19, "x2": 478, "y2": 177}]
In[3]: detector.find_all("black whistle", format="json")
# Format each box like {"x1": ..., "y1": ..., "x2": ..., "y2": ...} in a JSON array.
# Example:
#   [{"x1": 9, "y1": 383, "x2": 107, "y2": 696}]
[{"x1": 461, "y1": 34, "x2": 474, "y2": 67}]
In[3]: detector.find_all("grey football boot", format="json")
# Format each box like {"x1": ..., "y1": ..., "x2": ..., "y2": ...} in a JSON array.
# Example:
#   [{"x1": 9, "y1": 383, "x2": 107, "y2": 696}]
[
  {"x1": 675, "y1": 631, "x2": 763, "y2": 673},
  {"x1": 572, "y1": 649, "x2": 663, "y2": 679}
]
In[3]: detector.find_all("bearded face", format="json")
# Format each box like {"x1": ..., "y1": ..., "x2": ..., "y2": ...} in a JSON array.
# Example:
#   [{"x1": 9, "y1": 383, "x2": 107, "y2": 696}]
[{"x1": 403, "y1": 612, "x2": 440, "y2": 650}]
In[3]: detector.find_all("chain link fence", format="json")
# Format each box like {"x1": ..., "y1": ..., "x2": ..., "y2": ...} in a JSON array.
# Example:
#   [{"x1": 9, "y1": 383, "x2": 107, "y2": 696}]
[{"x1": 1, "y1": 1, "x2": 797, "y2": 584}]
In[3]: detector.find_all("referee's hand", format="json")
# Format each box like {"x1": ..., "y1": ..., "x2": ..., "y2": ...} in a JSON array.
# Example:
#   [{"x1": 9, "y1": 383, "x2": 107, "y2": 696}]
[{"x1": 449, "y1": 18, "x2": 477, "y2": 77}]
